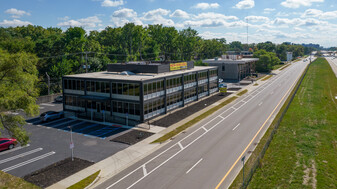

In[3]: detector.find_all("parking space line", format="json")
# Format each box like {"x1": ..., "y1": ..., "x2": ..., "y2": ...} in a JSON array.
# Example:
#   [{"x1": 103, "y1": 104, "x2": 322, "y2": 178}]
[
  {"x1": 59, "y1": 121, "x2": 85, "y2": 130},
  {"x1": 75, "y1": 124, "x2": 99, "y2": 132},
  {"x1": 43, "y1": 118, "x2": 68, "y2": 126},
  {"x1": 0, "y1": 148, "x2": 43, "y2": 164},
  {"x1": 0, "y1": 144, "x2": 30, "y2": 156},
  {"x1": 2, "y1": 151, "x2": 55, "y2": 172},
  {"x1": 40, "y1": 103, "x2": 55, "y2": 107},
  {"x1": 51, "y1": 119, "x2": 77, "y2": 128},
  {"x1": 96, "y1": 128, "x2": 120, "y2": 137}
]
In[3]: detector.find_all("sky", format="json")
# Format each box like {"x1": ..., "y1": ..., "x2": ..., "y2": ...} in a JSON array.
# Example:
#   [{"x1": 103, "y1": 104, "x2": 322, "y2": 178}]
[{"x1": 1, "y1": 0, "x2": 337, "y2": 47}]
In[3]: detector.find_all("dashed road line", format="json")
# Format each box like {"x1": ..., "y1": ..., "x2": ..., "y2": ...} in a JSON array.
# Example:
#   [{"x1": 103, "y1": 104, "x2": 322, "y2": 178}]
[
  {"x1": 232, "y1": 123, "x2": 240, "y2": 131},
  {"x1": 186, "y1": 158, "x2": 203, "y2": 174},
  {"x1": 258, "y1": 102, "x2": 263, "y2": 106},
  {"x1": 0, "y1": 144, "x2": 30, "y2": 156}
]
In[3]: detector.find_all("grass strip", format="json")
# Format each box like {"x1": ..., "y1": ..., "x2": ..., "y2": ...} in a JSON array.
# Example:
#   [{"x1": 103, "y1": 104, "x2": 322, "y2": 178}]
[
  {"x1": 0, "y1": 171, "x2": 40, "y2": 189},
  {"x1": 253, "y1": 83, "x2": 258, "y2": 86},
  {"x1": 67, "y1": 170, "x2": 100, "y2": 189},
  {"x1": 280, "y1": 64, "x2": 291, "y2": 70},
  {"x1": 261, "y1": 75, "x2": 273, "y2": 81},
  {"x1": 237, "y1": 89, "x2": 248, "y2": 96},
  {"x1": 272, "y1": 64, "x2": 284, "y2": 70},
  {"x1": 152, "y1": 96, "x2": 238, "y2": 143},
  {"x1": 229, "y1": 57, "x2": 310, "y2": 189}
]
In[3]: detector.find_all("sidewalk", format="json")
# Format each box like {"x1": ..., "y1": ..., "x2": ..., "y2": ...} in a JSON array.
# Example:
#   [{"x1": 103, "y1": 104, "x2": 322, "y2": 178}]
[{"x1": 47, "y1": 69, "x2": 282, "y2": 189}]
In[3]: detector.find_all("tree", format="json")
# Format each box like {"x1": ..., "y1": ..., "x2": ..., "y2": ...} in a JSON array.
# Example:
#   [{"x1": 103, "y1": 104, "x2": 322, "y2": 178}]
[
  {"x1": 0, "y1": 50, "x2": 39, "y2": 145},
  {"x1": 253, "y1": 49, "x2": 280, "y2": 72}
]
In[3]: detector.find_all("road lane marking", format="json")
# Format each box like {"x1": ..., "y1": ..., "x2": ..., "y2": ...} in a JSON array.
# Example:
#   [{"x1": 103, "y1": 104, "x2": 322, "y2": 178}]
[
  {"x1": 0, "y1": 148, "x2": 43, "y2": 164},
  {"x1": 232, "y1": 123, "x2": 240, "y2": 131},
  {"x1": 186, "y1": 158, "x2": 203, "y2": 174},
  {"x1": 40, "y1": 103, "x2": 55, "y2": 107},
  {"x1": 39, "y1": 107, "x2": 45, "y2": 109},
  {"x1": 0, "y1": 144, "x2": 30, "y2": 156},
  {"x1": 258, "y1": 102, "x2": 263, "y2": 106},
  {"x1": 43, "y1": 118, "x2": 68, "y2": 126},
  {"x1": 142, "y1": 165, "x2": 147, "y2": 176},
  {"x1": 215, "y1": 65, "x2": 301, "y2": 189},
  {"x1": 2, "y1": 151, "x2": 55, "y2": 172},
  {"x1": 106, "y1": 62, "x2": 302, "y2": 189},
  {"x1": 51, "y1": 119, "x2": 77, "y2": 128},
  {"x1": 178, "y1": 142, "x2": 184, "y2": 150},
  {"x1": 270, "y1": 91, "x2": 274, "y2": 95},
  {"x1": 202, "y1": 126, "x2": 208, "y2": 132}
]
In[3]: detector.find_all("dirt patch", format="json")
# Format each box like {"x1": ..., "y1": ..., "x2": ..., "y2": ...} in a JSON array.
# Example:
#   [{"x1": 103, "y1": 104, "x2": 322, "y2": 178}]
[
  {"x1": 152, "y1": 93, "x2": 232, "y2": 127},
  {"x1": 303, "y1": 159, "x2": 317, "y2": 189},
  {"x1": 111, "y1": 130, "x2": 154, "y2": 145},
  {"x1": 23, "y1": 158, "x2": 94, "y2": 188}
]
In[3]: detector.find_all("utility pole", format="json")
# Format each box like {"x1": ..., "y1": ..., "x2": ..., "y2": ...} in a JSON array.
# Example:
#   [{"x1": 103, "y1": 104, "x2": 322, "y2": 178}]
[{"x1": 241, "y1": 156, "x2": 245, "y2": 187}]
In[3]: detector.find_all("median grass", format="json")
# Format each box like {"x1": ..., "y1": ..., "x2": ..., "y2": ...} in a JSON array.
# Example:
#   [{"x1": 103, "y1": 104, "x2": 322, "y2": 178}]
[
  {"x1": 238, "y1": 58, "x2": 337, "y2": 188},
  {"x1": 280, "y1": 64, "x2": 291, "y2": 70},
  {"x1": 272, "y1": 64, "x2": 284, "y2": 70},
  {"x1": 261, "y1": 75, "x2": 273, "y2": 81},
  {"x1": 152, "y1": 96, "x2": 238, "y2": 143},
  {"x1": 0, "y1": 171, "x2": 40, "y2": 189},
  {"x1": 67, "y1": 170, "x2": 100, "y2": 189},
  {"x1": 237, "y1": 89, "x2": 248, "y2": 96}
]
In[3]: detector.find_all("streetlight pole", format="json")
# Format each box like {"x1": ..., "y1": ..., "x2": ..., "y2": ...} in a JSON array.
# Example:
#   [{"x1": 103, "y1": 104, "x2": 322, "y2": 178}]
[
  {"x1": 241, "y1": 156, "x2": 245, "y2": 187},
  {"x1": 69, "y1": 126, "x2": 74, "y2": 161}
]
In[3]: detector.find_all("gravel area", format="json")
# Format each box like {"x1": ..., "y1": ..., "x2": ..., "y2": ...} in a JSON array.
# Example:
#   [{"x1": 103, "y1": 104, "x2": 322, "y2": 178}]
[
  {"x1": 23, "y1": 158, "x2": 93, "y2": 188},
  {"x1": 110, "y1": 130, "x2": 154, "y2": 145},
  {"x1": 152, "y1": 92, "x2": 232, "y2": 127}
]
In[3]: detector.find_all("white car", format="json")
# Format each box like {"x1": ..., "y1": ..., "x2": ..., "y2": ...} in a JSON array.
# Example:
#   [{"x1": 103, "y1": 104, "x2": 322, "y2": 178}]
[{"x1": 40, "y1": 111, "x2": 64, "y2": 122}]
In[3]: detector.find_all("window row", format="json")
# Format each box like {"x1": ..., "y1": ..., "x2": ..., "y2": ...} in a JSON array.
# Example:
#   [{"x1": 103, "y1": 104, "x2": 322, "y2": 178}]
[
  {"x1": 184, "y1": 88, "x2": 197, "y2": 100},
  {"x1": 65, "y1": 95, "x2": 85, "y2": 107},
  {"x1": 144, "y1": 80, "x2": 164, "y2": 95},
  {"x1": 86, "y1": 81, "x2": 110, "y2": 93},
  {"x1": 112, "y1": 101, "x2": 140, "y2": 115},
  {"x1": 167, "y1": 93, "x2": 182, "y2": 106},
  {"x1": 209, "y1": 81, "x2": 218, "y2": 90},
  {"x1": 86, "y1": 81, "x2": 140, "y2": 96},
  {"x1": 64, "y1": 79, "x2": 85, "y2": 91},
  {"x1": 198, "y1": 71, "x2": 208, "y2": 80},
  {"x1": 166, "y1": 77, "x2": 182, "y2": 89},
  {"x1": 144, "y1": 98, "x2": 165, "y2": 115},
  {"x1": 209, "y1": 70, "x2": 217, "y2": 77},
  {"x1": 198, "y1": 84, "x2": 208, "y2": 94},
  {"x1": 184, "y1": 73, "x2": 196, "y2": 84}
]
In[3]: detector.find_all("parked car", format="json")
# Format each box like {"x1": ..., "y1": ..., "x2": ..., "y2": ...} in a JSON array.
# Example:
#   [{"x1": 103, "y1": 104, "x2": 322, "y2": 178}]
[
  {"x1": 0, "y1": 138, "x2": 17, "y2": 151},
  {"x1": 54, "y1": 95, "x2": 63, "y2": 102},
  {"x1": 40, "y1": 111, "x2": 64, "y2": 122}
]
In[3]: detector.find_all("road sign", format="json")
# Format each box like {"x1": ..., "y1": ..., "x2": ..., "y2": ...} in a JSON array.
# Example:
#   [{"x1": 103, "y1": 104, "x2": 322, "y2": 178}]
[{"x1": 70, "y1": 142, "x2": 74, "y2": 149}]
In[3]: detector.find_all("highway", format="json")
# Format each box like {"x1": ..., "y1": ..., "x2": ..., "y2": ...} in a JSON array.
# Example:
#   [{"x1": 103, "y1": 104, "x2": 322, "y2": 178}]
[{"x1": 95, "y1": 57, "x2": 312, "y2": 189}]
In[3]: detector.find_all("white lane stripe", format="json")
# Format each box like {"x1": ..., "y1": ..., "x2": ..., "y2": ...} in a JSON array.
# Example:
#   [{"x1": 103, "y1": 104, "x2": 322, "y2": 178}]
[
  {"x1": 40, "y1": 103, "x2": 55, "y2": 107},
  {"x1": 142, "y1": 165, "x2": 147, "y2": 176},
  {"x1": 178, "y1": 142, "x2": 184, "y2": 150},
  {"x1": 107, "y1": 62, "x2": 304, "y2": 189},
  {"x1": 0, "y1": 148, "x2": 43, "y2": 164},
  {"x1": 270, "y1": 91, "x2": 274, "y2": 95},
  {"x1": 39, "y1": 107, "x2": 45, "y2": 109},
  {"x1": 2, "y1": 151, "x2": 55, "y2": 172},
  {"x1": 258, "y1": 102, "x2": 263, "y2": 106},
  {"x1": 186, "y1": 158, "x2": 203, "y2": 174},
  {"x1": 202, "y1": 126, "x2": 208, "y2": 132},
  {"x1": 232, "y1": 123, "x2": 240, "y2": 131},
  {"x1": 0, "y1": 144, "x2": 30, "y2": 156}
]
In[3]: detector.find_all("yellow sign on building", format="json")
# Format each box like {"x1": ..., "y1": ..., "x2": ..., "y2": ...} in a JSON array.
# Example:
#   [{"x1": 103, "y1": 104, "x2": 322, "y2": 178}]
[{"x1": 170, "y1": 62, "x2": 187, "y2": 71}]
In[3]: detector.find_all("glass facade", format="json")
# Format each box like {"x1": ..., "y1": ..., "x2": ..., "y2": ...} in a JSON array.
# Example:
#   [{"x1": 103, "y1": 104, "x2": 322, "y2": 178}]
[{"x1": 63, "y1": 68, "x2": 218, "y2": 125}]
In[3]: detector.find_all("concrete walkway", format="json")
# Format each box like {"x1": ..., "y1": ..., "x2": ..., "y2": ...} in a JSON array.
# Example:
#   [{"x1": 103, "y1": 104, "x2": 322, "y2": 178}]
[{"x1": 47, "y1": 68, "x2": 284, "y2": 189}]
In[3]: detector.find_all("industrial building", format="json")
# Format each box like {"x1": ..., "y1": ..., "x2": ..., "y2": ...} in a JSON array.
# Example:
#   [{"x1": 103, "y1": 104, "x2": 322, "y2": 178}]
[
  {"x1": 62, "y1": 61, "x2": 218, "y2": 126},
  {"x1": 203, "y1": 55, "x2": 258, "y2": 82}
]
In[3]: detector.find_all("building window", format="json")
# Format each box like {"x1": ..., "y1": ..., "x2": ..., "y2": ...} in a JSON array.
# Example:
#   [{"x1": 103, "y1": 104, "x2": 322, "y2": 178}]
[
  {"x1": 134, "y1": 84, "x2": 140, "y2": 96},
  {"x1": 117, "y1": 83, "x2": 123, "y2": 94},
  {"x1": 222, "y1": 64, "x2": 225, "y2": 71},
  {"x1": 112, "y1": 83, "x2": 117, "y2": 94},
  {"x1": 123, "y1": 84, "x2": 129, "y2": 95}
]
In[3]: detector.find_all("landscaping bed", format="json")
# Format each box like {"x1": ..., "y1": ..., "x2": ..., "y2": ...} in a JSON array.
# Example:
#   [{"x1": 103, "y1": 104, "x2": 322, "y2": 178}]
[
  {"x1": 23, "y1": 158, "x2": 94, "y2": 188},
  {"x1": 152, "y1": 92, "x2": 232, "y2": 127},
  {"x1": 111, "y1": 130, "x2": 154, "y2": 145}
]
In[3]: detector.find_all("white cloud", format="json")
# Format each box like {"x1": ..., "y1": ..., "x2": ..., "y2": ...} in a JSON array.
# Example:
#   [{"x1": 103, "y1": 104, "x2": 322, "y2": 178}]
[
  {"x1": 58, "y1": 16, "x2": 70, "y2": 21},
  {"x1": 5, "y1": 8, "x2": 30, "y2": 18},
  {"x1": 101, "y1": 0, "x2": 124, "y2": 7},
  {"x1": 58, "y1": 16, "x2": 102, "y2": 28},
  {"x1": 170, "y1": 9, "x2": 190, "y2": 19},
  {"x1": 192, "y1": 3, "x2": 220, "y2": 10},
  {"x1": 142, "y1": 8, "x2": 170, "y2": 20},
  {"x1": 194, "y1": 12, "x2": 238, "y2": 20},
  {"x1": 272, "y1": 17, "x2": 328, "y2": 27},
  {"x1": 245, "y1": 16, "x2": 270, "y2": 23},
  {"x1": 276, "y1": 12, "x2": 290, "y2": 17},
  {"x1": 264, "y1": 8, "x2": 276, "y2": 13},
  {"x1": 199, "y1": 31, "x2": 224, "y2": 39},
  {"x1": 281, "y1": 0, "x2": 324, "y2": 9},
  {"x1": 111, "y1": 8, "x2": 143, "y2": 27},
  {"x1": 0, "y1": 19, "x2": 32, "y2": 27},
  {"x1": 302, "y1": 9, "x2": 337, "y2": 20},
  {"x1": 234, "y1": 0, "x2": 254, "y2": 9}
]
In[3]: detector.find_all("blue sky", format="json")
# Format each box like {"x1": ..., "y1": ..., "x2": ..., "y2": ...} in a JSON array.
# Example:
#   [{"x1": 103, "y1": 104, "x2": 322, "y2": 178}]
[{"x1": 1, "y1": 0, "x2": 337, "y2": 47}]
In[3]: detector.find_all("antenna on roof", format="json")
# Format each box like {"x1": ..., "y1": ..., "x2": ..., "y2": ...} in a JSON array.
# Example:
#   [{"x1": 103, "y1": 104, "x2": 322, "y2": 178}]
[{"x1": 246, "y1": 16, "x2": 249, "y2": 50}]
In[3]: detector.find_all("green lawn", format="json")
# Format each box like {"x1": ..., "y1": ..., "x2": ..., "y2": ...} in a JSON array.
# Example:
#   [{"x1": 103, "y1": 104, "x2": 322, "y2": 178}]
[
  {"x1": 247, "y1": 58, "x2": 337, "y2": 188},
  {"x1": 68, "y1": 170, "x2": 100, "y2": 189},
  {"x1": 0, "y1": 171, "x2": 40, "y2": 189}
]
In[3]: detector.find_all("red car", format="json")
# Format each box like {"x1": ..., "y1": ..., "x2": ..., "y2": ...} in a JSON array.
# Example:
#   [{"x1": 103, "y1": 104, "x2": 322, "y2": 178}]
[{"x1": 0, "y1": 138, "x2": 18, "y2": 151}]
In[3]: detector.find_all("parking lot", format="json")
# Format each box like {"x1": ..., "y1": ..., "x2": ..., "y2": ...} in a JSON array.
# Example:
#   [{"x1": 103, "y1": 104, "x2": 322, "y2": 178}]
[{"x1": 0, "y1": 102, "x2": 131, "y2": 178}]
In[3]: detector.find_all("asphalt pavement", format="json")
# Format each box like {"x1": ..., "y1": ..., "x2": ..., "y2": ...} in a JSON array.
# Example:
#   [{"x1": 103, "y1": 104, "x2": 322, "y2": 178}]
[{"x1": 94, "y1": 57, "x2": 312, "y2": 189}]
